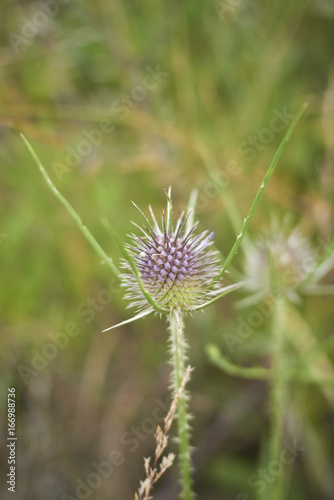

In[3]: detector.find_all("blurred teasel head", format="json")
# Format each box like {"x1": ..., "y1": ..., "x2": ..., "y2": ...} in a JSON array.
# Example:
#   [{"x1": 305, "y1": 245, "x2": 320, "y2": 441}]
[{"x1": 241, "y1": 218, "x2": 334, "y2": 305}]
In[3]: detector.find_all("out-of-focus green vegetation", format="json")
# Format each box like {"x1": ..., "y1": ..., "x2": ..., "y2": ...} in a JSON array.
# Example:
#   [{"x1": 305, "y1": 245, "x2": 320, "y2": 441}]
[{"x1": 1, "y1": 1, "x2": 334, "y2": 499}]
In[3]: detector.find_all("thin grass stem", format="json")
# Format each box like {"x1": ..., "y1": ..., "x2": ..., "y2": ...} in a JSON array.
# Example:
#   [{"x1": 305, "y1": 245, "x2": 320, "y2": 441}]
[{"x1": 20, "y1": 133, "x2": 120, "y2": 279}]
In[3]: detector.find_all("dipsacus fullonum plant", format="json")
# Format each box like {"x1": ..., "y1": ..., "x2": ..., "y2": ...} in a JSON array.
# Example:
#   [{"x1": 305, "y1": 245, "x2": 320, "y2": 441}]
[
  {"x1": 209, "y1": 217, "x2": 334, "y2": 500},
  {"x1": 102, "y1": 189, "x2": 242, "y2": 500},
  {"x1": 21, "y1": 102, "x2": 307, "y2": 500}
]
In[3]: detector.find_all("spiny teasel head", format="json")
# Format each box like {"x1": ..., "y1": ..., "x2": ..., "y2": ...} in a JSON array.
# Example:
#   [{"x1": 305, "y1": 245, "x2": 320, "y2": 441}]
[
  {"x1": 121, "y1": 189, "x2": 222, "y2": 313},
  {"x1": 242, "y1": 219, "x2": 315, "y2": 302}
]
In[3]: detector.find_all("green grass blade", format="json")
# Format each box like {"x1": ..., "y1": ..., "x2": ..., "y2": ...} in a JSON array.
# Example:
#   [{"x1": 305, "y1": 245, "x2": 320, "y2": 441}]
[
  {"x1": 20, "y1": 133, "x2": 120, "y2": 279},
  {"x1": 218, "y1": 186, "x2": 252, "y2": 251},
  {"x1": 214, "y1": 102, "x2": 308, "y2": 282}
]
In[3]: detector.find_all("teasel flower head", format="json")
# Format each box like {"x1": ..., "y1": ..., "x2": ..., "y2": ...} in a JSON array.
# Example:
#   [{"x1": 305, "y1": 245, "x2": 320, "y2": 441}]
[
  {"x1": 103, "y1": 189, "x2": 241, "y2": 331},
  {"x1": 240, "y1": 218, "x2": 334, "y2": 306},
  {"x1": 122, "y1": 190, "x2": 227, "y2": 313}
]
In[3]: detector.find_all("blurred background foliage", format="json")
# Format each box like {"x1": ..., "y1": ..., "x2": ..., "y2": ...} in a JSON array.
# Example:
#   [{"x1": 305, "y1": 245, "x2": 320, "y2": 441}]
[{"x1": 0, "y1": 0, "x2": 334, "y2": 499}]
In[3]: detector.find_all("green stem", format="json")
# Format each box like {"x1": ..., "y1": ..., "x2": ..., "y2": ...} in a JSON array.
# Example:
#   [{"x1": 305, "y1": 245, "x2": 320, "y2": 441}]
[
  {"x1": 168, "y1": 311, "x2": 194, "y2": 500},
  {"x1": 206, "y1": 344, "x2": 334, "y2": 385},
  {"x1": 207, "y1": 344, "x2": 271, "y2": 380},
  {"x1": 20, "y1": 133, "x2": 120, "y2": 279},
  {"x1": 269, "y1": 297, "x2": 287, "y2": 500}
]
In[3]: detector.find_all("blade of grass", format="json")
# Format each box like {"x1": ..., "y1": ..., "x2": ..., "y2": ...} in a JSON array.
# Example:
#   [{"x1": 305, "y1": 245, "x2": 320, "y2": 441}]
[
  {"x1": 21, "y1": 133, "x2": 120, "y2": 279},
  {"x1": 214, "y1": 102, "x2": 308, "y2": 282}
]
